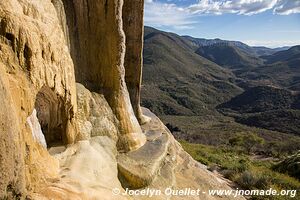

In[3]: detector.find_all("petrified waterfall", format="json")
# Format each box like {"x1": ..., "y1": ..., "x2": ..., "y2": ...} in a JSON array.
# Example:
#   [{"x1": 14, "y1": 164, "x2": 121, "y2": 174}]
[
  {"x1": 54, "y1": 0, "x2": 146, "y2": 152},
  {"x1": 0, "y1": 0, "x2": 246, "y2": 199},
  {"x1": 0, "y1": 0, "x2": 147, "y2": 196}
]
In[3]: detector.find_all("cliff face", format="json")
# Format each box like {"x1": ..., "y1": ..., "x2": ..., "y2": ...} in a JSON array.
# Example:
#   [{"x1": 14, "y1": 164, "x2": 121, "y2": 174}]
[
  {"x1": 123, "y1": 0, "x2": 148, "y2": 124},
  {"x1": 0, "y1": 0, "x2": 77, "y2": 197},
  {"x1": 54, "y1": 0, "x2": 146, "y2": 152},
  {"x1": 0, "y1": 0, "x2": 245, "y2": 199}
]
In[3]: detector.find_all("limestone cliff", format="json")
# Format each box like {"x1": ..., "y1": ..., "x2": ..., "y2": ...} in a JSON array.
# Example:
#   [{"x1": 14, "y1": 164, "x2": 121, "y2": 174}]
[
  {"x1": 0, "y1": 0, "x2": 245, "y2": 199},
  {"x1": 0, "y1": 0, "x2": 77, "y2": 197},
  {"x1": 55, "y1": 0, "x2": 146, "y2": 152},
  {"x1": 123, "y1": 0, "x2": 148, "y2": 125}
]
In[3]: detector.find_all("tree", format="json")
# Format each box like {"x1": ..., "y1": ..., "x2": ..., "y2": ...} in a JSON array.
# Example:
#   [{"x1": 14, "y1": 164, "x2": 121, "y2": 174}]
[
  {"x1": 229, "y1": 133, "x2": 265, "y2": 154},
  {"x1": 242, "y1": 133, "x2": 264, "y2": 154}
]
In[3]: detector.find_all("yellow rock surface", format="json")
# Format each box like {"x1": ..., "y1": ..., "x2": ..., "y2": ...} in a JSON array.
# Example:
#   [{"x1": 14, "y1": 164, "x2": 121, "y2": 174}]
[{"x1": 0, "y1": 0, "x2": 246, "y2": 199}]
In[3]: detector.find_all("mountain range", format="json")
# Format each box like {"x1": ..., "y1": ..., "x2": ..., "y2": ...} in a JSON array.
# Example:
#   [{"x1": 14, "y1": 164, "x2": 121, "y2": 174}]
[{"x1": 141, "y1": 26, "x2": 300, "y2": 151}]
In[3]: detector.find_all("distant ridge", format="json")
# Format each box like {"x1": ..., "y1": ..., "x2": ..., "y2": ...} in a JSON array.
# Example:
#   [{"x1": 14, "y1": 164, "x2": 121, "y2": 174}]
[{"x1": 143, "y1": 26, "x2": 300, "y2": 139}]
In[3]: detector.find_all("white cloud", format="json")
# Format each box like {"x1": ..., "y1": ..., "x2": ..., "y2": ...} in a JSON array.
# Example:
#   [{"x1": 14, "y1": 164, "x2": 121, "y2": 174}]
[
  {"x1": 144, "y1": 1, "x2": 196, "y2": 29},
  {"x1": 273, "y1": 0, "x2": 300, "y2": 15},
  {"x1": 144, "y1": 0, "x2": 300, "y2": 30},
  {"x1": 188, "y1": 0, "x2": 278, "y2": 15}
]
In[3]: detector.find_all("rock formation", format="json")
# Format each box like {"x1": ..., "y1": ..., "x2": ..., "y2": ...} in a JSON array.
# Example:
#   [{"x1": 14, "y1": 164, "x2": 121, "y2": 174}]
[
  {"x1": 123, "y1": 0, "x2": 149, "y2": 125},
  {"x1": 0, "y1": 0, "x2": 246, "y2": 199},
  {"x1": 56, "y1": 0, "x2": 146, "y2": 152},
  {"x1": 0, "y1": 0, "x2": 77, "y2": 197}
]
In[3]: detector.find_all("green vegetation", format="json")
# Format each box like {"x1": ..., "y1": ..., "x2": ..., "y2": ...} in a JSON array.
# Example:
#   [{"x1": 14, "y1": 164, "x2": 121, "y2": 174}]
[
  {"x1": 181, "y1": 140, "x2": 300, "y2": 200},
  {"x1": 161, "y1": 115, "x2": 300, "y2": 155},
  {"x1": 142, "y1": 26, "x2": 242, "y2": 117},
  {"x1": 195, "y1": 43, "x2": 263, "y2": 69},
  {"x1": 218, "y1": 86, "x2": 298, "y2": 113},
  {"x1": 142, "y1": 26, "x2": 300, "y2": 139},
  {"x1": 236, "y1": 110, "x2": 300, "y2": 136},
  {"x1": 237, "y1": 45, "x2": 300, "y2": 90},
  {"x1": 142, "y1": 26, "x2": 300, "y2": 199},
  {"x1": 229, "y1": 133, "x2": 264, "y2": 154},
  {"x1": 218, "y1": 86, "x2": 300, "y2": 135},
  {"x1": 274, "y1": 152, "x2": 300, "y2": 181}
]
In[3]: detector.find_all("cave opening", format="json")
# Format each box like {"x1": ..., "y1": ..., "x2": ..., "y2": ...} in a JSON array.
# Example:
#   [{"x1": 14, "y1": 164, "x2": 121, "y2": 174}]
[{"x1": 34, "y1": 85, "x2": 67, "y2": 148}]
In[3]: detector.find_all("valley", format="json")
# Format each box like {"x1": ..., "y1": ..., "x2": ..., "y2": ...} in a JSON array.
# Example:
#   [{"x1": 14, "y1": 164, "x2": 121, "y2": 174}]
[
  {"x1": 142, "y1": 26, "x2": 300, "y2": 154},
  {"x1": 141, "y1": 26, "x2": 300, "y2": 197}
]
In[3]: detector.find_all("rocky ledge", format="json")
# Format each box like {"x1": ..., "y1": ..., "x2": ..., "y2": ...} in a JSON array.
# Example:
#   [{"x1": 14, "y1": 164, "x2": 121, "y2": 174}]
[{"x1": 32, "y1": 98, "x2": 245, "y2": 199}]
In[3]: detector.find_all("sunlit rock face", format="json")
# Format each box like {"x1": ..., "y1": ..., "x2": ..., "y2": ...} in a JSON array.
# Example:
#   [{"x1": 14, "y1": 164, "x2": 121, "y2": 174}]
[
  {"x1": 122, "y1": 0, "x2": 148, "y2": 125},
  {"x1": 54, "y1": 0, "x2": 146, "y2": 152},
  {"x1": 0, "y1": 0, "x2": 146, "y2": 196},
  {"x1": 36, "y1": 136, "x2": 128, "y2": 200},
  {"x1": 0, "y1": 73, "x2": 25, "y2": 199},
  {"x1": 0, "y1": 0, "x2": 76, "y2": 197},
  {"x1": 76, "y1": 83, "x2": 119, "y2": 142},
  {"x1": 0, "y1": 0, "x2": 247, "y2": 199}
]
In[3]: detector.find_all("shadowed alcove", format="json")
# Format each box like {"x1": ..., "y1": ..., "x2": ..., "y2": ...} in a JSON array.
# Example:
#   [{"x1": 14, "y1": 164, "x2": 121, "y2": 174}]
[{"x1": 34, "y1": 86, "x2": 68, "y2": 147}]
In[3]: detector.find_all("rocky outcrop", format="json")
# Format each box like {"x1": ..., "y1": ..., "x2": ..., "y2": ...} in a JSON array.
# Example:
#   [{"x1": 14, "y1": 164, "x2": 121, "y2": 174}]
[
  {"x1": 0, "y1": 0, "x2": 246, "y2": 199},
  {"x1": 34, "y1": 136, "x2": 128, "y2": 200},
  {"x1": 58, "y1": 0, "x2": 146, "y2": 152},
  {"x1": 117, "y1": 108, "x2": 245, "y2": 200},
  {"x1": 0, "y1": 0, "x2": 77, "y2": 197},
  {"x1": 32, "y1": 107, "x2": 245, "y2": 200},
  {"x1": 76, "y1": 83, "x2": 119, "y2": 142},
  {"x1": 123, "y1": 0, "x2": 148, "y2": 124},
  {"x1": 0, "y1": 69, "x2": 25, "y2": 198}
]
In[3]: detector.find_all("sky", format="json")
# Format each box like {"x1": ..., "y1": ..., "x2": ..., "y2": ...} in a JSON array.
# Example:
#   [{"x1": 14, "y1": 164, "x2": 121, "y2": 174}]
[{"x1": 144, "y1": 0, "x2": 300, "y2": 48}]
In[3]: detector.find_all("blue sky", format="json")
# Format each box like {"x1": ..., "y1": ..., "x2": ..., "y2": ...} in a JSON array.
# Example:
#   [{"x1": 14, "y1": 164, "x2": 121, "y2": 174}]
[{"x1": 144, "y1": 0, "x2": 300, "y2": 47}]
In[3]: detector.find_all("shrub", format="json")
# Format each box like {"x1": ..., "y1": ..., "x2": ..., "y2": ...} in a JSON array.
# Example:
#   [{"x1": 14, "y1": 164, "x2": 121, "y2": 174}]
[
  {"x1": 229, "y1": 133, "x2": 265, "y2": 154},
  {"x1": 237, "y1": 171, "x2": 257, "y2": 189},
  {"x1": 273, "y1": 151, "x2": 300, "y2": 180},
  {"x1": 181, "y1": 141, "x2": 300, "y2": 199}
]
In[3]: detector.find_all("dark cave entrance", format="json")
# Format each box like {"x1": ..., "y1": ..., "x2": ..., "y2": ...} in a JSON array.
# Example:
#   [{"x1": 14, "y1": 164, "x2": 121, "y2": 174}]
[{"x1": 34, "y1": 86, "x2": 67, "y2": 148}]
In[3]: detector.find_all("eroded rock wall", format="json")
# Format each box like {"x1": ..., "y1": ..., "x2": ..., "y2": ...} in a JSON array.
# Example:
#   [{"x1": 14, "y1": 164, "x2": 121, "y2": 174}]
[
  {"x1": 54, "y1": 0, "x2": 146, "y2": 152},
  {"x1": 123, "y1": 0, "x2": 146, "y2": 124},
  {"x1": 0, "y1": 0, "x2": 77, "y2": 197},
  {"x1": 0, "y1": 0, "x2": 246, "y2": 199},
  {"x1": 76, "y1": 83, "x2": 119, "y2": 142},
  {"x1": 0, "y1": 0, "x2": 147, "y2": 196},
  {"x1": 0, "y1": 67, "x2": 25, "y2": 198}
]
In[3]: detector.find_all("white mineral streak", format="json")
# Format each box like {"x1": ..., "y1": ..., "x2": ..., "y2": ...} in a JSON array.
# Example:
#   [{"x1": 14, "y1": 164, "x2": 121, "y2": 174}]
[{"x1": 27, "y1": 109, "x2": 47, "y2": 148}]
